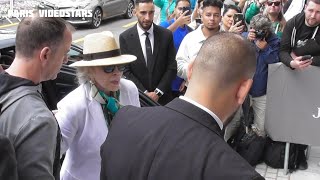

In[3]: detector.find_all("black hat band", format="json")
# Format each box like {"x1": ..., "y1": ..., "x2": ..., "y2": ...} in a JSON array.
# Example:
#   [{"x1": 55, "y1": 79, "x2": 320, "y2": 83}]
[{"x1": 82, "y1": 49, "x2": 121, "y2": 61}]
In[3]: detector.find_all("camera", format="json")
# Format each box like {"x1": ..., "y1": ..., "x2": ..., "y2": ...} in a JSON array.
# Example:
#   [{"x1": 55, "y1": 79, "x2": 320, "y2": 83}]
[
  {"x1": 255, "y1": 30, "x2": 267, "y2": 40},
  {"x1": 182, "y1": 7, "x2": 191, "y2": 15}
]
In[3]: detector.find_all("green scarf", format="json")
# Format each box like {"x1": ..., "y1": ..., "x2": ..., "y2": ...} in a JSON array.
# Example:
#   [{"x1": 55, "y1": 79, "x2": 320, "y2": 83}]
[
  {"x1": 98, "y1": 90, "x2": 121, "y2": 116},
  {"x1": 90, "y1": 83, "x2": 122, "y2": 127}
]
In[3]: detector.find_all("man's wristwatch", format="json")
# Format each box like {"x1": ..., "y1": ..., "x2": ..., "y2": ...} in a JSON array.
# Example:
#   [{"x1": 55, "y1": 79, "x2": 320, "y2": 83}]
[{"x1": 154, "y1": 89, "x2": 163, "y2": 97}]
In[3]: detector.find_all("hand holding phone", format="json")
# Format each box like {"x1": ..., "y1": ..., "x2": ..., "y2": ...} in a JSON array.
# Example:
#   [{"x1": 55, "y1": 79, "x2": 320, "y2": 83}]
[
  {"x1": 182, "y1": 7, "x2": 191, "y2": 16},
  {"x1": 233, "y1": 13, "x2": 244, "y2": 26},
  {"x1": 301, "y1": 55, "x2": 313, "y2": 61}
]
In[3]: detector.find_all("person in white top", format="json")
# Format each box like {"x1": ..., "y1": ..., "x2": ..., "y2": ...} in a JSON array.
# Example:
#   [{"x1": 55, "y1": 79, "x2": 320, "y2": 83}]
[
  {"x1": 284, "y1": 0, "x2": 306, "y2": 21},
  {"x1": 176, "y1": 0, "x2": 223, "y2": 82},
  {"x1": 55, "y1": 31, "x2": 140, "y2": 180}
]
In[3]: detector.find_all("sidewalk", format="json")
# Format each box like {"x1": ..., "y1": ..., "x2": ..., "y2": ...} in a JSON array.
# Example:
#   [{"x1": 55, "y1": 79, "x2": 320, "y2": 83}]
[{"x1": 255, "y1": 146, "x2": 320, "y2": 180}]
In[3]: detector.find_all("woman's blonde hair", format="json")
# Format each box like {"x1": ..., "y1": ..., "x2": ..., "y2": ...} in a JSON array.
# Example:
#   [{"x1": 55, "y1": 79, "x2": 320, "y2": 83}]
[
  {"x1": 76, "y1": 67, "x2": 92, "y2": 85},
  {"x1": 263, "y1": 1, "x2": 287, "y2": 31}
]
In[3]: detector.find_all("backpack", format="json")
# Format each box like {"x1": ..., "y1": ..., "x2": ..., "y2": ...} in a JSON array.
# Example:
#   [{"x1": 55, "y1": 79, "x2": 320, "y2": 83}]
[
  {"x1": 263, "y1": 138, "x2": 299, "y2": 172},
  {"x1": 228, "y1": 120, "x2": 266, "y2": 166},
  {"x1": 228, "y1": 106, "x2": 267, "y2": 166}
]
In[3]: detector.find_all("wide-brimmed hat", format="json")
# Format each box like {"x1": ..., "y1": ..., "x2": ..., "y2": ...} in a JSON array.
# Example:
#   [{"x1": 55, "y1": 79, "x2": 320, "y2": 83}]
[{"x1": 69, "y1": 31, "x2": 137, "y2": 67}]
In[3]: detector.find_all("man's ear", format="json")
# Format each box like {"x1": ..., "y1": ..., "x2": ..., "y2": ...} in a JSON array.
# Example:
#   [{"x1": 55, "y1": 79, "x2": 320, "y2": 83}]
[
  {"x1": 39, "y1": 47, "x2": 51, "y2": 64},
  {"x1": 304, "y1": 3, "x2": 308, "y2": 12},
  {"x1": 187, "y1": 60, "x2": 194, "y2": 82},
  {"x1": 236, "y1": 79, "x2": 252, "y2": 105}
]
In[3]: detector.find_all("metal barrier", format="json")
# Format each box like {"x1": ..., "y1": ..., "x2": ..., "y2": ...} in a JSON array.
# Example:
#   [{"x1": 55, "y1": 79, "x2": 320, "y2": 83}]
[{"x1": 266, "y1": 63, "x2": 320, "y2": 174}]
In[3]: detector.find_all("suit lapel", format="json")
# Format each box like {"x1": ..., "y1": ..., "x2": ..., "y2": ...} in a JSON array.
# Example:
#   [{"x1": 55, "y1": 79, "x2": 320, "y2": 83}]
[
  {"x1": 149, "y1": 24, "x2": 159, "y2": 73},
  {"x1": 165, "y1": 98, "x2": 224, "y2": 137},
  {"x1": 129, "y1": 25, "x2": 147, "y2": 67}
]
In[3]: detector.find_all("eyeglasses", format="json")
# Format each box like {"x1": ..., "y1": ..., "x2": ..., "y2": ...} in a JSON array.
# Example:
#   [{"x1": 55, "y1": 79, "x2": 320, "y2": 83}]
[
  {"x1": 267, "y1": 1, "x2": 281, "y2": 6},
  {"x1": 102, "y1": 64, "x2": 126, "y2": 73}
]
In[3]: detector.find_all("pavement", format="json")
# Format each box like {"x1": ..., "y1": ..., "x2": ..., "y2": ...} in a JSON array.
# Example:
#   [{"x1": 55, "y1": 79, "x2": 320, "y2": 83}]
[{"x1": 255, "y1": 146, "x2": 320, "y2": 180}]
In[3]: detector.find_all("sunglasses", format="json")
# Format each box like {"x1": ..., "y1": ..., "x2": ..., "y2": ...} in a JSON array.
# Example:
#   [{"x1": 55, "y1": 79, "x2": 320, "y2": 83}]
[
  {"x1": 103, "y1": 64, "x2": 126, "y2": 73},
  {"x1": 267, "y1": 1, "x2": 281, "y2": 6}
]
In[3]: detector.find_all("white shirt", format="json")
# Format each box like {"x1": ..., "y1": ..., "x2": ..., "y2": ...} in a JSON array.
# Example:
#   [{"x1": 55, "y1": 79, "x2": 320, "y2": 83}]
[
  {"x1": 179, "y1": 96, "x2": 224, "y2": 130},
  {"x1": 176, "y1": 24, "x2": 207, "y2": 80},
  {"x1": 284, "y1": 0, "x2": 305, "y2": 21},
  {"x1": 137, "y1": 24, "x2": 154, "y2": 65}
]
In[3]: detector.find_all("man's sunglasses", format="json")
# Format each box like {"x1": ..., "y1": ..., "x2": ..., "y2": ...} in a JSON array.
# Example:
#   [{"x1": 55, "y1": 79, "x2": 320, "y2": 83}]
[
  {"x1": 267, "y1": 1, "x2": 281, "y2": 6},
  {"x1": 102, "y1": 64, "x2": 126, "y2": 73}
]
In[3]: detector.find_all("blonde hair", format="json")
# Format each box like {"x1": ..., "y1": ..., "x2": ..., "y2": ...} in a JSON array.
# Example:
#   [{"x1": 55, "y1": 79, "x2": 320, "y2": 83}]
[{"x1": 76, "y1": 67, "x2": 92, "y2": 85}]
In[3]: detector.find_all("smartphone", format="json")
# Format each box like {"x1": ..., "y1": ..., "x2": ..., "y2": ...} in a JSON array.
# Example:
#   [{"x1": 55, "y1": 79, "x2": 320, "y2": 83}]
[
  {"x1": 301, "y1": 55, "x2": 313, "y2": 61},
  {"x1": 195, "y1": 18, "x2": 202, "y2": 24},
  {"x1": 233, "y1": 13, "x2": 244, "y2": 25},
  {"x1": 182, "y1": 7, "x2": 191, "y2": 16}
]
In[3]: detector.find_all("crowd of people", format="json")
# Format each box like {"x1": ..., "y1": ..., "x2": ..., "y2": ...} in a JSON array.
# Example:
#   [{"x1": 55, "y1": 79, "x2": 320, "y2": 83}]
[{"x1": 0, "y1": 0, "x2": 319, "y2": 179}]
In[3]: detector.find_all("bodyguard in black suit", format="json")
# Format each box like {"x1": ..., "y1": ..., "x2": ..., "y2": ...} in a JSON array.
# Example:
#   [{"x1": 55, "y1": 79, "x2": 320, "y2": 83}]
[
  {"x1": 119, "y1": 0, "x2": 177, "y2": 105},
  {"x1": 101, "y1": 33, "x2": 264, "y2": 180}
]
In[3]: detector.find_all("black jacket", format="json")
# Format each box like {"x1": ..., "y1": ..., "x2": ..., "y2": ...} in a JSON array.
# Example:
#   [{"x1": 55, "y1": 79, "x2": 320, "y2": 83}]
[
  {"x1": 119, "y1": 24, "x2": 177, "y2": 104},
  {"x1": 100, "y1": 98, "x2": 264, "y2": 180},
  {"x1": 280, "y1": 12, "x2": 320, "y2": 67}
]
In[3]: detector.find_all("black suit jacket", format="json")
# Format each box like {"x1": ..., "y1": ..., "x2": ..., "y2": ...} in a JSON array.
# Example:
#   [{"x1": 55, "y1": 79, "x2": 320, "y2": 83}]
[
  {"x1": 119, "y1": 24, "x2": 177, "y2": 104},
  {"x1": 100, "y1": 98, "x2": 264, "y2": 180}
]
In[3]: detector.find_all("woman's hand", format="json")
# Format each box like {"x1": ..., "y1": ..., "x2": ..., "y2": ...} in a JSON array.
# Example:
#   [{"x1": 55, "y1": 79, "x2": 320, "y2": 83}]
[{"x1": 229, "y1": 21, "x2": 244, "y2": 34}]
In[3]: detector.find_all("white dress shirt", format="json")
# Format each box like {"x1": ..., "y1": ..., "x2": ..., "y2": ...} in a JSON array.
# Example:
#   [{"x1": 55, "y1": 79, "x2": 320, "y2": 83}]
[
  {"x1": 176, "y1": 24, "x2": 207, "y2": 80},
  {"x1": 179, "y1": 96, "x2": 224, "y2": 130},
  {"x1": 137, "y1": 24, "x2": 154, "y2": 65}
]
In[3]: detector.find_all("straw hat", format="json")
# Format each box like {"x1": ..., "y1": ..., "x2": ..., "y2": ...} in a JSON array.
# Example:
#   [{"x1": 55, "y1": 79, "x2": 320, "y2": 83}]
[{"x1": 69, "y1": 31, "x2": 137, "y2": 67}]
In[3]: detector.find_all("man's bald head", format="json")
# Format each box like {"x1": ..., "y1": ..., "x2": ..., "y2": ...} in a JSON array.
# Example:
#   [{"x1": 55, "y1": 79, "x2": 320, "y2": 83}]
[{"x1": 190, "y1": 32, "x2": 256, "y2": 89}]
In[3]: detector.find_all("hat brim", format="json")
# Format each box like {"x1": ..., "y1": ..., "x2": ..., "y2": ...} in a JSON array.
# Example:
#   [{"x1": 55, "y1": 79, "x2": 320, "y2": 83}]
[{"x1": 69, "y1": 54, "x2": 137, "y2": 67}]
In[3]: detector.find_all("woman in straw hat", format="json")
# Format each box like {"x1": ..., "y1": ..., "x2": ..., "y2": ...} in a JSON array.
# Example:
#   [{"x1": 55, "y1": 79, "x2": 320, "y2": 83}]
[{"x1": 54, "y1": 31, "x2": 140, "y2": 180}]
